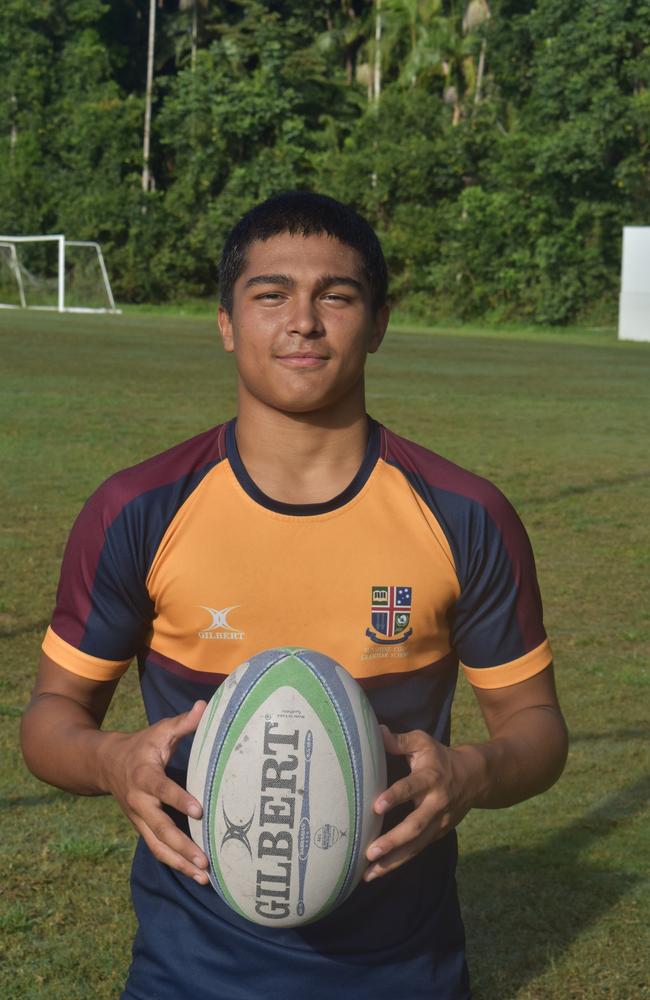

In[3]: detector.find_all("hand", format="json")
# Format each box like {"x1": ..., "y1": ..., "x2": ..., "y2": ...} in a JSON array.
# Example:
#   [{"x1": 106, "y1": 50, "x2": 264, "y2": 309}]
[
  {"x1": 363, "y1": 727, "x2": 475, "y2": 882},
  {"x1": 99, "y1": 700, "x2": 210, "y2": 884}
]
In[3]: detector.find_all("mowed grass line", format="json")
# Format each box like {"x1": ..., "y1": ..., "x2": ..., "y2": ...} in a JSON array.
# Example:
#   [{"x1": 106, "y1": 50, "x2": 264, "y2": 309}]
[{"x1": 1, "y1": 310, "x2": 648, "y2": 999}]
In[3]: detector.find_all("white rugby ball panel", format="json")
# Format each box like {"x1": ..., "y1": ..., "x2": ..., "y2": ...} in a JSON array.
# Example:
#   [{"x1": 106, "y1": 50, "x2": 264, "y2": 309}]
[
  {"x1": 205, "y1": 655, "x2": 359, "y2": 922},
  {"x1": 187, "y1": 677, "x2": 229, "y2": 854},
  {"x1": 208, "y1": 685, "x2": 354, "y2": 922},
  {"x1": 186, "y1": 648, "x2": 387, "y2": 927},
  {"x1": 187, "y1": 648, "x2": 286, "y2": 854}
]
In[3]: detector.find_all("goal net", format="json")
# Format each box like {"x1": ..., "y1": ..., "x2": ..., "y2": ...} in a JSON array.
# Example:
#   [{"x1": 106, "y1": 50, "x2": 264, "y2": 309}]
[{"x1": 0, "y1": 235, "x2": 121, "y2": 314}]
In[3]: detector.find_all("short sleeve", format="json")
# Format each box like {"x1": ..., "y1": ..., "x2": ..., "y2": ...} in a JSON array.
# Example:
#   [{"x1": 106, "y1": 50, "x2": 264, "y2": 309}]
[
  {"x1": 42, "y1": 479, "x2": 154, "y2": 681},
  {"x1": 450, "y1": 489, "x2": 552, "y2": 688}
]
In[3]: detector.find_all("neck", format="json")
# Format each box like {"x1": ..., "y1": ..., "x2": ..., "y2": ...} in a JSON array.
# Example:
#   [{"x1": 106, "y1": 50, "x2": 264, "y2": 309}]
[{"x1": 234, "y1": 386, "x2": 370, "y2": 505}]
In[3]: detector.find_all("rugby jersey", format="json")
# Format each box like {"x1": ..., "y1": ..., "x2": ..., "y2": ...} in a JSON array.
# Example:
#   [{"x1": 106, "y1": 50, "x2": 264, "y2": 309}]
[{"x1": 43, "y1": 418, "x2": 552, "y2": 1000}]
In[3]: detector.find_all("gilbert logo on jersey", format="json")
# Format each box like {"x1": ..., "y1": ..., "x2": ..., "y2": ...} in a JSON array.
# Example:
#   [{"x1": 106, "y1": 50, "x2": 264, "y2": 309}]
[
  {"x1": 366, "y1": 587, "x2": 413, "y2": 645},
  {"x1": 198, "y1": 605, "x2": 245, "y2": 640}
]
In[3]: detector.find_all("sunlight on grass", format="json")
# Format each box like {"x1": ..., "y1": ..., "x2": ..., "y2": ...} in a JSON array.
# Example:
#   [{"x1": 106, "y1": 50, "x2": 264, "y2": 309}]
[{"x1": 1, "y1": 310, "x2": 648, "y2": 999}]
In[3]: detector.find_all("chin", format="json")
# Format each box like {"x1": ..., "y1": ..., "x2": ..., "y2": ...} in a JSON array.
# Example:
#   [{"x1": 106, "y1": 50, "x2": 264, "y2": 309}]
[
  {"x1": 276, "y1": 398, "x2": 333, "y2": 416},
  {"x1": 242, "y1": 376, "x2": 361, "y2": 417}
]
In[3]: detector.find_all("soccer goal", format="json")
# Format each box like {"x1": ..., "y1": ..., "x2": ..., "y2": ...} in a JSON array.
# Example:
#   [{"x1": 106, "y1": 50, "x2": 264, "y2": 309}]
[{"x1": 0, "y1": 235, "x2": 121, "y2": 314}]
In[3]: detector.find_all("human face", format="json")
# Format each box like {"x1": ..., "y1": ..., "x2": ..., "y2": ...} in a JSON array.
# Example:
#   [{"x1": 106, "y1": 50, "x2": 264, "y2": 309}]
[{"x1": 218, "y1": 233, "x2": 388, "y2": 418}]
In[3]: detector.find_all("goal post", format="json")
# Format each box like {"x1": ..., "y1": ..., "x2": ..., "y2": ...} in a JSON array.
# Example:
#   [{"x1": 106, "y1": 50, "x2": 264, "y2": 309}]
[
  {"x1": 0, "y1": 234, "x2": 121, "y2": 314},
  {"x1": 66, "y1": 241, "x2": 118, "y2": 313},
  {"x1": 0, "y1": 242, "x2": 26, "y2": 308}
]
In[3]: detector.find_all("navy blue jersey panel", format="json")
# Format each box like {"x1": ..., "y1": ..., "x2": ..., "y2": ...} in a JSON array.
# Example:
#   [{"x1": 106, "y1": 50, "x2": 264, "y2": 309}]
[
  {"x1": 51, "y1": 424, "x2": 226, "y2": 654},
  {"x1": 367, "y1": 652, "x2": 458, "y2": 744},
  {"x1": 81, "y1": 460, "x2": 222, "y2": 660},
  {"x1": 137, "y1": 655, "x2": 222, "y2": 777},
  {"x1": 123, "y1": 834, "x2": 469, "y2": 1000},
  {"x1": 381, "y1": 426, "x2": 547, "y2": 669}
]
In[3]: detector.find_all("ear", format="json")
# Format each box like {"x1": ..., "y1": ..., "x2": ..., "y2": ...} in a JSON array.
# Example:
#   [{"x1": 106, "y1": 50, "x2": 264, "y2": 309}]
[
  {"x1": 218, "y1": 304, "x2": 234, "y2": 353},
  {"x1": 368, "y1": 304, "x2": 390, "y2": 355}
]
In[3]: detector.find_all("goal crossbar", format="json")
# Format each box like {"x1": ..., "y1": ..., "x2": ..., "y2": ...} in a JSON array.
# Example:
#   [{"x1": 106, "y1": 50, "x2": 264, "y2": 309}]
[{"x1": 0, "y1": 234, "x2": 121, "y2": 314}]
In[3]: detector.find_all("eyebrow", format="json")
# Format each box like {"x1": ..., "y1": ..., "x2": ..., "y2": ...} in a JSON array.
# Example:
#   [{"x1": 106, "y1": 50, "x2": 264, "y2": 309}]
[{"x1": 243, "y1": 273, "x2": 365, "y2": 294}]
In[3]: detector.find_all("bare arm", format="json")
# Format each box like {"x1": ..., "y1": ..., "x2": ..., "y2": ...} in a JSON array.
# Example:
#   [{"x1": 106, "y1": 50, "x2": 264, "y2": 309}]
[
  {"x1": 364, "y1": 664, "x2": 568, "y2": 880},
  {"x1": 455, "y1": 662, "x2": 568, "y2": 808},
  {"x1": 21, "y1": 652, "x2": 210, "y2": 884}
]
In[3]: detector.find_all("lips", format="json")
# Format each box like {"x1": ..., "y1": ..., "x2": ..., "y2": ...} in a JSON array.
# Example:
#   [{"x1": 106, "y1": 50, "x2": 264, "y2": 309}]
[{"x1": 275, "y1": 353, "x2": 329, "y2": 366}]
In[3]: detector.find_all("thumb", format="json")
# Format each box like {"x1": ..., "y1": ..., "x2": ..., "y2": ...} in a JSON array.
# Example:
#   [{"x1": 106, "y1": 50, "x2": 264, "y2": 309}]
[
  {"x1": 380, "y1": 725, "x2": 400, "y2": 754},
  {"x1": 163, "y1": 700, "x2": 208, "y2": 746},
  {"x1": 381, "y1": 727, "x2": 431, "y2": 756}
]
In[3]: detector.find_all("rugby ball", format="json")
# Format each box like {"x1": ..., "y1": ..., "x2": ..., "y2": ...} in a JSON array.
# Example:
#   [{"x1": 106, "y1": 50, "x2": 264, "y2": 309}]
[{"x1": 187, "y1": 647, "x2": 387, "y2": 928}]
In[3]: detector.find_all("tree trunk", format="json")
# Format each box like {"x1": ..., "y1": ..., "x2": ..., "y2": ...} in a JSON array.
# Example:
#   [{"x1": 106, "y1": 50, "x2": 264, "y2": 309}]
[
  {"x1": 475, "y1": 40, "x2": 487, "y2": 104},
  {"x1": 10, "y1": 94, "x2": 17, "y2": 158},
  {"x1": 142, "y1": 0, "x2": 156, "y2": 193},
  {"x1": 373, "y1": 0, "x2": 382, "y2": 104},
  {"x1": 191, "y1": 2, "x2": 198, "y2": 71},
  {"x1": 346, "y1": 51, "x2": 353, "y2": 85}
]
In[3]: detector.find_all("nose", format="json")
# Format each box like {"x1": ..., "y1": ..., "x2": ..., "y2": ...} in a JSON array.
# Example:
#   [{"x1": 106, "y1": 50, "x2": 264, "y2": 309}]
[{"x1": 286, "y1": 294, "x2": 325, "y2": 337}]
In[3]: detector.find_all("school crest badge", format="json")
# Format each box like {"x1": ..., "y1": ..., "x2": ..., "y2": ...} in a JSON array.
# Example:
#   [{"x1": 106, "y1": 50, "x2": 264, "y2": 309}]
[{"x1": 366, "y1": 586, "x2": 413, "y2": 645}]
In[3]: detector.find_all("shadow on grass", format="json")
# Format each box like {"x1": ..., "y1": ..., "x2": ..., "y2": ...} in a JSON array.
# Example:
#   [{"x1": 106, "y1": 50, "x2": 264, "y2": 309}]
[
  {"x1": 0, "y1": 617, "x2": 50, "y2": 639},
  {"x1": 520, "y1": 470, "x2": 650, "y2": 509},
  {"x1": 571, "y1": 728, "x2": 649, "y2": 743},
  {"x1": 459, "y1": 772, "x2": 649, "y2": 999},
  {"x1": 0, "y1": 790, "x2": 71, "y2": 810}
]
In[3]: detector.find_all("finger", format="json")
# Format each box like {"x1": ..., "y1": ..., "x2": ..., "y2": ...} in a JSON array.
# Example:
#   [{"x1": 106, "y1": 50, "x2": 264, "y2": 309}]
[
  {"x1": 373, "y1": 769, "x2": 437, "y2": 815},
  {"x1": 159, "y1": 770, "x2": 204, "y2": 819},
  {"x1": 363, "y1": 826, "x2": 433, "y2": 882},
  {"x1": 128, "y1": 794, "x2": 210, "y2": 868},
  {"x1": 131, "y1": 766, "x2": 204, "y2": 821},
  {"x1": 367, "y1": 798, "x2": 443, "y2": 866},
  {"x1": 364, "y1": 801, "x2": 452, "y2": 881},
  {"x1": 133, "y1": 811, "x2": 211, "y2": 884}
]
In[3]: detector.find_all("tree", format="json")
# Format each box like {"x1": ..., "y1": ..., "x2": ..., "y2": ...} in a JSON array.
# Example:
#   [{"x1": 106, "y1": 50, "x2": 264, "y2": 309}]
[
  {"x1": 1, "y1": 0, "x2": 648, "y2": 320},
  {"x1": 142, "y1": 0, "x2": 156, "y2": 192}
]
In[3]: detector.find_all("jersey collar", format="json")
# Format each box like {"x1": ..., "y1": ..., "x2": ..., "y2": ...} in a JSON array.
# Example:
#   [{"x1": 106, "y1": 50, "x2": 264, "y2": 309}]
[{"x1": 225, "y1": 417, "x2": 381, "y2": 516}]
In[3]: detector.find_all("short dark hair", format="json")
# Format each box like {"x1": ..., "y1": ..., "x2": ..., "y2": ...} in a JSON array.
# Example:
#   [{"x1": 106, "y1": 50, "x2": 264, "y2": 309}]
[{"x1": 218, "y1": 191, "x2": 388, "y2": 314}]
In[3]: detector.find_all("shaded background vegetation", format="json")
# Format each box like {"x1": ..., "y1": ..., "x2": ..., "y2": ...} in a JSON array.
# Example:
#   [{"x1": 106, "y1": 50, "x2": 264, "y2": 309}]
[{"x1": 1, "y1": 0, "x2": 649, "y2": 322}]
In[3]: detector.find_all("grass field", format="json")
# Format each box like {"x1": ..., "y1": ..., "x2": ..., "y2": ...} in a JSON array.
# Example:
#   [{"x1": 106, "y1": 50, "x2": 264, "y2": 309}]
[{"x1": 1, "y1": 309, "x2": 649, "y2": 999}]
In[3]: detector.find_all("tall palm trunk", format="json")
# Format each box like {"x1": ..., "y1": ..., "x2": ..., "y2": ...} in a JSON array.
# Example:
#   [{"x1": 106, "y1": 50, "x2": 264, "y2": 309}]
[
  {"x1": 373, "y1": 0, "x2": 382, "y2": 104},
  {"x1": 475, "y1": 37, "x2": 487, "y2": 104},
  {"x1": 10, "y1": 94, "x2": 17, "y2": 158},
  {"x1": 142, "y1": 0, "x2": 156, "y2": 193},
  {"x1": 191, "y1": 2, "x2": 198, "y2": 71}
]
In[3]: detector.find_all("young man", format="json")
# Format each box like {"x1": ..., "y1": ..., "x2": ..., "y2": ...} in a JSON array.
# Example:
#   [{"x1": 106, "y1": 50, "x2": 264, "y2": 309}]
[{"x1": 21, "y1": 192, "x2": 568, "y2": 999}]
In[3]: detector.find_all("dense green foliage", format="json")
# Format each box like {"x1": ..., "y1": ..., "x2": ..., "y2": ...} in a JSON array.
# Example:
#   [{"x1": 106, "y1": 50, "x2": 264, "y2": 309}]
[{"x1": 1, "y1": 1, "x2": 649, "y2": 321}]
